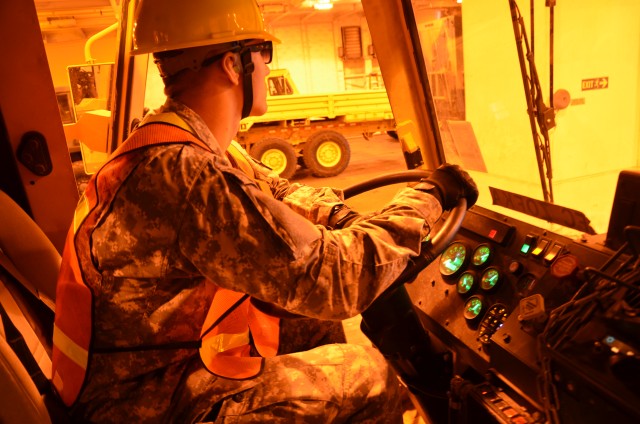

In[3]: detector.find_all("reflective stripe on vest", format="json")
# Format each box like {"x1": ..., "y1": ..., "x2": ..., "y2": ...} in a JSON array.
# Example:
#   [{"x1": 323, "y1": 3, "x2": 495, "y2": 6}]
[{"x1": 52, "y1": 116, "x2": 280, "y2": 406}]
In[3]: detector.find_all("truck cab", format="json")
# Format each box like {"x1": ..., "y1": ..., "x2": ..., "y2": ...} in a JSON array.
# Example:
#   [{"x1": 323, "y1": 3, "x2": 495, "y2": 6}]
[
  {"x1": 1, "y1": 1, "x2": 639, "y2": 423},
  {"x1": 267, "y1": 69, "x2": 300, "y2": 96}
]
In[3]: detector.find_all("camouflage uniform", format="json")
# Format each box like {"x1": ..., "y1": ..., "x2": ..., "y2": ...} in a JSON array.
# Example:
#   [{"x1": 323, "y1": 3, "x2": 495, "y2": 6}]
[{"x1": 67, "y1": 99, "x2": 443, "y2": 423}]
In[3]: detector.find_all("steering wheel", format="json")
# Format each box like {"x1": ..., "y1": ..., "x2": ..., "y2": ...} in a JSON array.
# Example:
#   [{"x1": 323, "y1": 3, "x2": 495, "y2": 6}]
[
  {"x1": 343, "y1": 169, "x2": 467, "y2": 289},
  {"x1": 344, "y1": 170, "x2": 468, "y2": 414}
]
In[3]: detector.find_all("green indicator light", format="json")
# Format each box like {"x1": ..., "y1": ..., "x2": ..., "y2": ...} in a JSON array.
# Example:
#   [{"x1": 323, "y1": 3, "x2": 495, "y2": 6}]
[{"x1": 521, "y1": 243, "x2": 531, "y2": 254}]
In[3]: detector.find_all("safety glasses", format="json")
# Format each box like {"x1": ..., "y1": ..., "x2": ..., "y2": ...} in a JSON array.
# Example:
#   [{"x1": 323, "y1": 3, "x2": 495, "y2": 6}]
[
  {"x1": 200, "y1": 40, "x2": 273, "y2": 70},
  {"x1": 245, "y1": 41, "x2": 273, "y2": 64}
]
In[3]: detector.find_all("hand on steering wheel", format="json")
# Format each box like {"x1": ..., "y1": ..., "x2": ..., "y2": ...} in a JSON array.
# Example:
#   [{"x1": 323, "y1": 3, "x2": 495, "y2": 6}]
[
  {"x1": 343, "y1": 169, "x2": 468, "y2": 289},
  {"x1": 344, "y1": 170, "x2": 469, "y2": 406}
]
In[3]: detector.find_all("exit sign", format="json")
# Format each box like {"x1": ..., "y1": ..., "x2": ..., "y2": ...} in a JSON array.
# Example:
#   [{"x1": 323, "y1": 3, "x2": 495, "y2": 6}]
[{"x1": 582, "y1": 77, "x2": 609, "y2": 90}]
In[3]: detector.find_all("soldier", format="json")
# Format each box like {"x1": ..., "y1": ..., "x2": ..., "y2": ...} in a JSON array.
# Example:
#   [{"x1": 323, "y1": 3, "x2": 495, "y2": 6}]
[{"x1": 51, "y1": 0, "x2": 478, "y2": 422}]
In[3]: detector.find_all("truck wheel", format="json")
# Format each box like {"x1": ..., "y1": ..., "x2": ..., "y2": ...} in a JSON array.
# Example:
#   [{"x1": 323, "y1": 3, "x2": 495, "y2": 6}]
[
  {"x1": 303, "y1": 130, "x2": 351, "y2": 177},
  {"x1": 251, "y1": 138, "x2": 297, "y2": 179}
]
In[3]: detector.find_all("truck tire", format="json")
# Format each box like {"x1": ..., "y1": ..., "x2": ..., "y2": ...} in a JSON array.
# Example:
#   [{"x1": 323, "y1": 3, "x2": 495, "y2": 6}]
[
  {"x1": 250, "y1": 137, "x2": 298, "y2": 179},
  {"x1": 303, "y1": 130, "x2": 351, "y2": 177}
]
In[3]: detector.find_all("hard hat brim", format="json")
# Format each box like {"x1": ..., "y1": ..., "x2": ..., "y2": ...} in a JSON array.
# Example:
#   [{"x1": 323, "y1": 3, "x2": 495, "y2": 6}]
[{"x1": 133, "y1": 31, "x2": 280, "y2": 56}]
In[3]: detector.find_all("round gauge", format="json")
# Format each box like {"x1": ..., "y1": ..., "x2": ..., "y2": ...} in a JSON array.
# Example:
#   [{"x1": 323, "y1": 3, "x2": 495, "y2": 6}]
[
  {"x1": 457, "y1": 271, "x2": 476, "y2": 295},
  {"x1": 480, "y1": 267, "x2": 501, "y2": 291},
  {"x1": 472, "y1": 244, "x2": 492, "y2": 267},
  {"x1": 463, "y1": 295, "x2": 485, "y2": 321},
  {"x1": 439, "y1": 242, "x2": 469, "y2": 277}
]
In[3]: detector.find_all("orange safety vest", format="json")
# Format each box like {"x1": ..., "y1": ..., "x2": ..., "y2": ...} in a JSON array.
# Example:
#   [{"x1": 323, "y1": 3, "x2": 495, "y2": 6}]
[{"x1": 52, "y1": 116, "x2": 280, "y2": 407}]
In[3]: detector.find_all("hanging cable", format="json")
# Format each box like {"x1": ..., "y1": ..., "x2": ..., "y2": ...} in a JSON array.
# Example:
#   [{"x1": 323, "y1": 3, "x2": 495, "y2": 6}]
[
  {"x1": 508, "y1": 0, "x2": 555, "y2": 203},
  {"x1": 547, "y1": 0, "x2": 556, "y2": 108}
]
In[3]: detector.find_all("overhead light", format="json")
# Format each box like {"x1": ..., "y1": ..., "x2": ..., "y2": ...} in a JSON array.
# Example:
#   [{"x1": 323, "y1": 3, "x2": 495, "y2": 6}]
[{"x1": 314, "y1": 0, "x2": 333, "y2": 10}]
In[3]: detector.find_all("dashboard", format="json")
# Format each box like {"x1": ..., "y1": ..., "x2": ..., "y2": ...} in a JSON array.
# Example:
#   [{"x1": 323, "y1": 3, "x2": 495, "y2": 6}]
[{"x1": 400, "y1": 205, "x2": 640, "y2": 423}]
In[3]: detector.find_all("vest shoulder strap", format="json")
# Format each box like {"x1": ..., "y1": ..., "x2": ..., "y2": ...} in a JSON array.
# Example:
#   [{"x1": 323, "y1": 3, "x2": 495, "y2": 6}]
[{"x1": 111, "y1": 122, "x2": 212, "y2": 161}]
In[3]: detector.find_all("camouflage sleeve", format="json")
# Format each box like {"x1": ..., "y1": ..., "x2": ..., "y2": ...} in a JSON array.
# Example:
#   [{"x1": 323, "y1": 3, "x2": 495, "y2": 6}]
[
  {"x1": 278, "y1": 183, "x2": 346, "y2": 227},
  {"x1": 178, "y1": 161, "x2": 442, "y2": 320},
  {"x1": 231, "y1": 141, "x2": 346, "y2": 224},
  {"x1": 254, "y1": 165, "x2": 348, "y2": 226}
]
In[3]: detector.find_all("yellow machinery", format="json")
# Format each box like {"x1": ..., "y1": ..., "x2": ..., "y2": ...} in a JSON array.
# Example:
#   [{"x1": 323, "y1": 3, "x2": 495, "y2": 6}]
[{"x1": 239, "y1": 68, "x2": 395, "y2": 178}]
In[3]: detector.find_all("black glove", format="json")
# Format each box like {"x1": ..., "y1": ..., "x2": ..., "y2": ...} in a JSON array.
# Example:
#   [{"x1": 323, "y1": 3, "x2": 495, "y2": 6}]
[
  {"x1": 328, "y1": 204, "x2": 362, "y2": 229},
  {"x1": 414, "y1": 163, "x2": 478, "y2": 210}
]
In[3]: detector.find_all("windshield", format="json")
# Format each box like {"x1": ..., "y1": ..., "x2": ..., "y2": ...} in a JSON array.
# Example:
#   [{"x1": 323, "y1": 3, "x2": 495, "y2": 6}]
[
  {"x1": 37, "y1": 0, "x2": 638, "y2": 241},
  {"x1": 408, "y1": 0, "x2": 639, "y2": 239}
]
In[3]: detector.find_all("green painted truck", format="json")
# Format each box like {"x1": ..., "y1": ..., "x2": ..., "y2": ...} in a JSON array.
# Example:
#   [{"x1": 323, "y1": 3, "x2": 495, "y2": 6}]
[{"x1": 237, "y1": 69, "x2": 395, "y2": 179}]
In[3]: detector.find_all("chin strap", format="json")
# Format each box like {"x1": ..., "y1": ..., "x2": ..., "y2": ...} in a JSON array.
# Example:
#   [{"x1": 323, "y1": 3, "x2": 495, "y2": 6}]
[{"x1": 239, "y1": 49, "x2": 255, "y2": 119}]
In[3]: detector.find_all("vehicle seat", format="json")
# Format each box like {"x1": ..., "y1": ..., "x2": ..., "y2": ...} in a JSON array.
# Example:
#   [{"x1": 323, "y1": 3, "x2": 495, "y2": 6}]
[
  {"x1": 0, "y1": 190, "x2": 65, "y2": 424},
  {"x1": 0, "y1": 190, "x2": 60, "y2": 309},
  {"x1": 0, "y1": 336, "x2": 53, "y2": 423}
]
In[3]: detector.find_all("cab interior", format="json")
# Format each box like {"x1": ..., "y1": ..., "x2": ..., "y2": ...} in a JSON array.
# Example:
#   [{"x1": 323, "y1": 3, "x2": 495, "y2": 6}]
[{"x1": 1, "y1": 1, "x2": 639, "y2": 423}]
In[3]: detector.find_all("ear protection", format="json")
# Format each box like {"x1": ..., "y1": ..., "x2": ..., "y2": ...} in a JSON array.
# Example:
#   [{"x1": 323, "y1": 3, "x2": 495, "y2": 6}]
[{"x1": 233, "y1": 56, "x2": 242, "y2": 73}]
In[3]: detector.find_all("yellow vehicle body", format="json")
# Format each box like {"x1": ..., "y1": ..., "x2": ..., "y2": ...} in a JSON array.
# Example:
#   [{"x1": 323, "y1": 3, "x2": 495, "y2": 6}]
[
  {"x1": 242, "y1": 85, "x2": 393, "y2": 130},
  {"x1": 237, "y1": 69, "x2": 396, "y2": 179}
]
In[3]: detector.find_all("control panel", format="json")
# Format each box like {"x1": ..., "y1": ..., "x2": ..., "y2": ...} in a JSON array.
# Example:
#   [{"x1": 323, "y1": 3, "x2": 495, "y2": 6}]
[{"x1": 404, "y1": 206, "x2": 639, "y2": 423}]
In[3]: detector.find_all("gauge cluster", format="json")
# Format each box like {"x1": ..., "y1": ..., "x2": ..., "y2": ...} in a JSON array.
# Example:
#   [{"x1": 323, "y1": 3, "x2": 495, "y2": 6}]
[
  {"x1": 439, "y1": 241, "x2": 507, "y2": 339},
  {"x1": 398, "y1": 205, "x2": 639, "y2": 423},
  {"x1": 405, "y1": 205, "x2": 615, "y2": 377}
]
